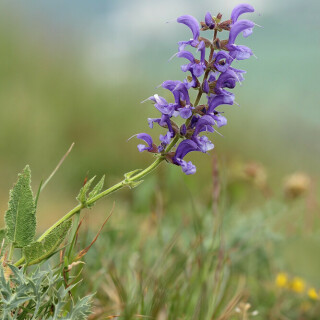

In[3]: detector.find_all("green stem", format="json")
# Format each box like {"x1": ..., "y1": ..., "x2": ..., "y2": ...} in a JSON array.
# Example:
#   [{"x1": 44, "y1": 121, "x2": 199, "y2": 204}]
[
  {"x1": 15, "y1": 37, "x2": 216, "y2": 268},
  {"x1": 14, "y1": 156, "x2": 167, "y2": 267}
]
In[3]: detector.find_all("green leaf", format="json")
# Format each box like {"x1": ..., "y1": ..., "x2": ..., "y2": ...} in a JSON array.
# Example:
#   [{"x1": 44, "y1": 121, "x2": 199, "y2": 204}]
[
  {"x1": 4, "y1": 165, "x2": 36, "y2": 248},
  {"x1": 23, "y1": 220, "x2": 72, "y2": 266},
  {"x1": 87, "y1": 175, "x2": 105, "y2": 207},
  {"x1": 0, "y1": 229, "x2": 7, "y2": 257},
  {"x1": 88, "y1": 175, "x2": 105, "y2": 199},
  {"x1": 76, "y1": 176, "x2": 96, "y2": 205}
]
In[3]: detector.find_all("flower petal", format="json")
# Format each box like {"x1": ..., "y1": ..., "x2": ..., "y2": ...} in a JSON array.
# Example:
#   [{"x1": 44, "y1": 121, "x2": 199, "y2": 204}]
[
  {"x1": 207, "y1": 94, "x2": 234, "y2": 113},
  {"x1": 137, "y1": 133, "x2": 153, "y2": 148},
  {"x1": 177, "y1": 15, "x2": 200, "y2": 41},
  {"x1": 231, "y1": 4, "x2": 254, "y2": 24},
  {"x1": 179, "y1": 107, "x2": 193, "y2": 119},
  {"x1": 160, "y1": 131, "x2": 173, "y2": 145},
  {"x1": 214, "y1": 51, "x2": 232, "y2": 73},
  {"x1": 181, "y1": 160, "x2": 196, "y2": 175},
  {"x1": 176, "y1": 50, "x2": 195, "y2": 62},
  {"x1": 229, "y1": 44, "x2": 253, "y2": 60},
  {"x1": 228, "y1": 20, "x2": 255, "y2": 45},
  {"x1": 174, "y1": 139, "x2": 199, "y2": 161},
  {"x1": 215, "y1": 69, "x2": 238, "y2": 94},
  {"x1": 193, "y1": 115, "x2": 215, "y2": 136},
  {"x1": 205, "y1": 12, "x2": 215, "y2": 29},
  {"x1": 196, "y1": 136, "x2": 214, "y2": 152}
]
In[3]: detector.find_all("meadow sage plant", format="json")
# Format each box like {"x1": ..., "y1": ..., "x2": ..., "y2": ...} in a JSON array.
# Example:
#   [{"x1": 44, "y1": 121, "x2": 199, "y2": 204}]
[
  {"x1": 137, "y1": 3, "x2": 255, "y2": 174},
  {"x1": 0, "y1": 4, "x2": 256, "y2": 318}
]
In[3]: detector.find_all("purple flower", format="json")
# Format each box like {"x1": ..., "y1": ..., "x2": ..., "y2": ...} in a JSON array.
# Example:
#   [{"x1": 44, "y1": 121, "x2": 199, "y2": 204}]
[
  {"x1": 202, "y1": 79, "x2": 209, "y2": 94},
  {"x1": 229, "y1": 66, "x2": 246, "y2": 82},
  {"x1": 193, "y1": 115, "x2": 215, "y2": 136},
  {"x1": 136, "y1": 133, "x2": 157, "y2": 153},
  {"x1": 228, "y1": 44, "x2": 253, "y2": 60},
  {"x1": 151, "y1": 94, "x2": 176, "y2": 116},
  {"x1": 178, "y1": 107, "x2": 193, "y2": 119},
  {"x1": 135, "y1": 4, "x2": 257, "y2": 176},
  {"x1": 207, "y1": 94, "x2": 235, "y2": 113},
  {"x1": 173, "y1": 82, "x2": 191, "y2": 105},
  {"x1": 159, "y1": 131, "x2": 173, "y2": 145},
  {"x1": 148, "y1": 117, "x2": 162, "y2": 129},
  {"x1": 148, "y1": 115, "x2": 175, "y2": 134},
  {"x1": 195, "y1": 135, "x2": 214, "y2": 153},
  {"x1": 180, "y1": 124, "x2": 187, "y2": 136},
  {"x1": 162, "y1": 80, "x2": 191, "y2": 106},
  {"x1": 228, "y1": 20, "x2": 255, "y2": 45},
  {"x1": 205, "y1": 12, "x2": 215, "y2": 29},
  {"x1": 177, "y1": 40, "x2": 206, "y2": 78},
  {"x1": 173, "y1": 140, "x2": 199, "y2": 175},
  {"x1": 231, "y1": 4, "x2": 254, "y2": 24},
  {"x1": 214, "y1": 51, "x2": 233, "y2": 73},
  {"x1": 177, "y1": 15, "x2": 200, "y2": 51},
  {"x1": 215, "y1": 69, "x2": 239, "y2": 94},
  {"x1": 212, "y1": 114, "x2": 227, "y2": 127},
  {"x1": 208, "y1": 71, "x2": 219, "y2": 82},
  {"x1": 158, "y1": 131, "x2": 174, "y2": 152}
]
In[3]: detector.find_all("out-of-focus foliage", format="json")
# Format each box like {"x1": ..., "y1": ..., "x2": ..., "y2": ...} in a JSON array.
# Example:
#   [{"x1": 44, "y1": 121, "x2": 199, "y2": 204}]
[
  {"x1": 70, "y1": 162, "x2": 319, "y2": 319},
  {"x1": 0, "y1": 264, "x2": 93, "y2": 319}
]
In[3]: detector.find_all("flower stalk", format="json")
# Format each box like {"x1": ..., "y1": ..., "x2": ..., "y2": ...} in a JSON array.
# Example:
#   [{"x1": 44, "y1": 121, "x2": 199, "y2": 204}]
[{"x1": 14, "y1": 4, "x2": 256, "y2": 267}]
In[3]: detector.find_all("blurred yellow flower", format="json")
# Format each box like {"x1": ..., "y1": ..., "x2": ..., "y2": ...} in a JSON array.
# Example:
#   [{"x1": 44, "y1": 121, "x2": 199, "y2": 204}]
[
  {"x1": 284, "y1": 172, "x2": 311, "y2": 199},
  {"x1": 308, "y1": 288, "x2": 319, "y2": 300},
  {"x1": 275, "y1": 273, "x2": 288, "y2": 288},
  {"x1": 291, "y1": 277, "x2": 305, "y2": 293}
]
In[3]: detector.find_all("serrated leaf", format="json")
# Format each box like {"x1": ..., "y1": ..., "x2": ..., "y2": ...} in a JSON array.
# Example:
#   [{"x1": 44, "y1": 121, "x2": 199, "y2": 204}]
[
  {"x1": 88, "y1": 175, "x2": 105, "y2": 200},
  {"x1": 23, "y1": 220, "x2": 72, "y2": 266},
  {"x1": 76, "y1": 176, "x2": 96, "y2": 205},
  {"x1": 5, "y1": 165, "x2": 36, "y2": 248}
]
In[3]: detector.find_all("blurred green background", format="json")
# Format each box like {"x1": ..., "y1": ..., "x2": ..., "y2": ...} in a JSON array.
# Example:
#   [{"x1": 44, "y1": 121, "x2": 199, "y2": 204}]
[
  {"x1": 0, "y1": 0, "x2": 319, "y2": 221},
  {"x1": 0, "y1": 0, "x2": 319, "y2": 317}
]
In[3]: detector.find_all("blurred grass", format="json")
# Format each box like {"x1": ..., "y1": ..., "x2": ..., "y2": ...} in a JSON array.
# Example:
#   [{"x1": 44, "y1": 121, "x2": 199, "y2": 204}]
[{"x1": 69, "y1": 163, "x2": 320, "y2": 319}]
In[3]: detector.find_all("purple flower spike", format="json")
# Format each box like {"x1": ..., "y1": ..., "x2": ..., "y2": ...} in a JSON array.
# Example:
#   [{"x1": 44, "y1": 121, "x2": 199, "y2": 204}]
[
  {"x1": 231, "y1": 4, "x2": 254, "y2": 24},
  {"x1": 135, "y1": 4, "x2": 256, "y2": 175},
  {"x1": 137, "y1": 133, "x2": 157, "y2": 153},
  {"x1": 228, "y1": 20, "x2": 255, "y2": 45},
  {"x1": 205, "y1": 12, "x2": 215, "y2": 29},
  {"x1": 177, "y1": 15, "x2": 200, "y2": 42},
  {"x1": 207, "y1": 94, "x2": 235, "y2": 113}
]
